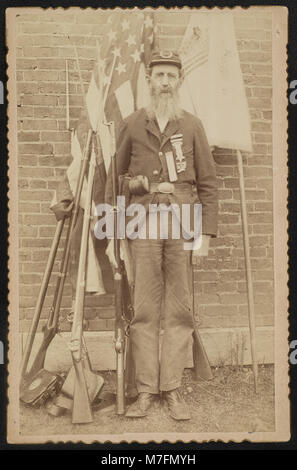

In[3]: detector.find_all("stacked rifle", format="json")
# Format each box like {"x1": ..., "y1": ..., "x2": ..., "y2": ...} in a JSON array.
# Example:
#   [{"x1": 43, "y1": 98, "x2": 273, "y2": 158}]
[{"x1": 20, "y1": 129, "x2": 105, "y2": 423}]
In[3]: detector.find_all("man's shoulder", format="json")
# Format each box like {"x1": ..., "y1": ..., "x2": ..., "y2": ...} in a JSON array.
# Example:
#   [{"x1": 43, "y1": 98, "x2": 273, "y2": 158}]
[
  {"x1": 181, "y1": 109, "x2": 203, "y2": 128},
  {"x1": 123, "y1": 108, "x2": 147, "y2": 126}
]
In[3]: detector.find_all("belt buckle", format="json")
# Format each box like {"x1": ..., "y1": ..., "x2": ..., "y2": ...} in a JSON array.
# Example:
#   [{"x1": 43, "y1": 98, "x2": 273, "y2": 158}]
[{"x1": 157, "y1": 182, "x2": 174, "y2": 194}]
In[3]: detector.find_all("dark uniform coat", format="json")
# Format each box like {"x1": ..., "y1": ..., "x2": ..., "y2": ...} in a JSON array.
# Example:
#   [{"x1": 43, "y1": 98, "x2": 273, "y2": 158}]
[{"x1": 105, "y1": 107, "x2": 218, "y2": 237}]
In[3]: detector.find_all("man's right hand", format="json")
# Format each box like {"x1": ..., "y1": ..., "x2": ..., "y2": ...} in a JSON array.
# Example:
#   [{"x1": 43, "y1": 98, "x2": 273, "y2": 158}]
[{"x1": 105, "y1": 239, "x2": 118, "y2": 268}]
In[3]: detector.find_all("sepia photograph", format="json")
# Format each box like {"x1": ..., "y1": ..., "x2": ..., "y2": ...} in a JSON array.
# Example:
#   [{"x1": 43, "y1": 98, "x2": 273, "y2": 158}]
[{"x1": 6, "y1": 6, "x2": 289, "y2": 444}]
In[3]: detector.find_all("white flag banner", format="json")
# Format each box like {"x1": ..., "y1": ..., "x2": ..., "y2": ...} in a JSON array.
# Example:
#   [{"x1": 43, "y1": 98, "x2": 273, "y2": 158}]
[{"x1": 179, "y1": 10, "x2": 252, "y2": 152}]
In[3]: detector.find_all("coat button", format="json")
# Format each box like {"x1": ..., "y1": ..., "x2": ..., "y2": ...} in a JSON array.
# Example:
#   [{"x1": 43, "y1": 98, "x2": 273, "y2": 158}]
[
  {"x1": 153, "y1": 170, "x2": 159, "y2": 175},
  {"x1": 159, "y1": 152, "x2": 163, "y2": 157}
]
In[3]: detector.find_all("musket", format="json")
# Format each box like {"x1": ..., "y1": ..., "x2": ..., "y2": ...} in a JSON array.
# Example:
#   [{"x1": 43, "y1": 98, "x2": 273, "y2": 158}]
[
  {"x1": 191, "y1": 257, "x2": 213, "y2": 381},
  {"x1": 20, "y1": 129, "x2": 93, "y2": 387},
  {"x1": 70, "y1": 135, "x2": 98, "y2": 424},
  {"x1": 107, "y1": 121, "x2": 127, "y2": 415}
]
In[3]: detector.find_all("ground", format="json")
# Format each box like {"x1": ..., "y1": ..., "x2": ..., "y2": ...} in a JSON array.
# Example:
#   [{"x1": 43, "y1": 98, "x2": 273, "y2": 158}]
[{"x1": 20, "y1": 364, "x2": 275, "y2": 438}]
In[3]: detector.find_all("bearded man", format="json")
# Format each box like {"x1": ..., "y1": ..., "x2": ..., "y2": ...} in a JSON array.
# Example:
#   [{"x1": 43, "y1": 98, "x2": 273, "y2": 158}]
[{"x1": 105, "y1": 50, "x2": 218, "y2": 420}]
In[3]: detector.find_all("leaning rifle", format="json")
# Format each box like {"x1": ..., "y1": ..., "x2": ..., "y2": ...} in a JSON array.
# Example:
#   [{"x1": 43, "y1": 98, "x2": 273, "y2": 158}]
[
  {"x1": 107, "y1": 121, "x2": 127, "y2": 415},
  {"x1": 20, "y1": 130, "x2": 94, "y2": 406},
  {"x1": 70, "y1": 132, "x2": 104, "y2": 424}
]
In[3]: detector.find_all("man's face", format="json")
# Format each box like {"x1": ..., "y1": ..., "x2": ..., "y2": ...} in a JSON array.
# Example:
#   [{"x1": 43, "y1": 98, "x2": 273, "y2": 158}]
[{"x1": 148, "y1": 64, "x2": 182, "y2": 97}]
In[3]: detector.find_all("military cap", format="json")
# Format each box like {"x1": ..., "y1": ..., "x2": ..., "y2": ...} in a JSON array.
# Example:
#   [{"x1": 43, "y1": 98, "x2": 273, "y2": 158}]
[{"x1": 149, "y1": 50, "x2": 182, "y2": 69}]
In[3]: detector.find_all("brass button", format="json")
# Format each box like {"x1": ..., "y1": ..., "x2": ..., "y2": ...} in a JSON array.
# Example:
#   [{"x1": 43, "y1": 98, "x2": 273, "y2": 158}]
[
  {"x1": 159, "y1": 152, "x2": 163, "y2": 157},
  {"x1": 153, "y1": 170, "x2": 159, "y2": 175}
]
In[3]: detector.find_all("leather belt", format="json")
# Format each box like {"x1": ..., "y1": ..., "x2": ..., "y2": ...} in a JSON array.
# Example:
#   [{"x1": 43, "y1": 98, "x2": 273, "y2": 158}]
[{"x1": 149, "y1": 182, "x2": 193, "y2": 194}]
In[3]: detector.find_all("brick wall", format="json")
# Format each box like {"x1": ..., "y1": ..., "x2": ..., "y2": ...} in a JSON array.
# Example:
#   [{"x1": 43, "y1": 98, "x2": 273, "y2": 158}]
[{"x1": 16, "y1": 8, "x2": 273, "y2": 333}]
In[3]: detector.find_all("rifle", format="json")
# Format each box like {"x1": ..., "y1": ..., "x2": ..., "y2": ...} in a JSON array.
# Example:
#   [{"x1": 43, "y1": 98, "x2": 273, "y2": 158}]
[
  {"x1": 105, "y1": 121, "x2": 128, "y2": 415},
  {"x1": 20, "y1": 130, "x2": 95, "y2": 406},
  {"x1": 69, "y1": 133, "x2": 105, "y2": 424},
  {"x1": 191, "y1": 258, "x2": 213, "y2": 381}
]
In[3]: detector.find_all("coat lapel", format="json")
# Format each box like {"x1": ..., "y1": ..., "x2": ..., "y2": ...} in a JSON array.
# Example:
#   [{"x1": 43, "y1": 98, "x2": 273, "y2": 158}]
[
  {"x1": 161, "y1": 120, "x2": 180, "y2": 149},
  {"x1": 145, "y1": 117, "x2": 160, "y2": 142}
]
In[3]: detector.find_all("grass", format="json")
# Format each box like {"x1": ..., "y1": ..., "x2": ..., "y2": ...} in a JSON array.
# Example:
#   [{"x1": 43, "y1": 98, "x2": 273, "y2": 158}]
[{"x1": 20, "y1": 364, "x2": 275, "y2": 439}]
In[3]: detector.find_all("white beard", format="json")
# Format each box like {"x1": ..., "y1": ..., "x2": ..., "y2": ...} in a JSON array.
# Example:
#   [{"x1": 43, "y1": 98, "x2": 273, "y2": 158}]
[{"x1": 146, "y1": 85, "x2": 183, "y2": 121}]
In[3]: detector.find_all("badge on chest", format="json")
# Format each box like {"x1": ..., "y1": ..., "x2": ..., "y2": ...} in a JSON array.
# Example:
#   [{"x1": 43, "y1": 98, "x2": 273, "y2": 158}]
[{"x1": 170, "y1": 134, "x2": 187, "y2": 174}]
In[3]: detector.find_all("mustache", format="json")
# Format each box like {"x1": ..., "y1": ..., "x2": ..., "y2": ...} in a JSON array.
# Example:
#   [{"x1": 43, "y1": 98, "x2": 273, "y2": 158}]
[{"x1": 147, "y1": 84, "x2": 183, "y2": 120}]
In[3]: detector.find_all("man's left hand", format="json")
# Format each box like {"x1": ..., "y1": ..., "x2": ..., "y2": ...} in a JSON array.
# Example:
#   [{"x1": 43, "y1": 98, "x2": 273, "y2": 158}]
[{"x1": 192, "y1": 235, "x2": 211, "y2": 264}]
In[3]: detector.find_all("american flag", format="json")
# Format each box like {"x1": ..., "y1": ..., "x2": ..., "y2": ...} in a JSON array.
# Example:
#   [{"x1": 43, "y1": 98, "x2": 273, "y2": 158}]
[{"x1": 52, "y1": 10, "x2": 156, "y2": 294}]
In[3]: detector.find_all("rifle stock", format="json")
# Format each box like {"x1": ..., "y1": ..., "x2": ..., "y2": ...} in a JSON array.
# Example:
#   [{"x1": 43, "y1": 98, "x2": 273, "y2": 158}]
[
  {"x1": 70, "y1": 132, "x2": 96, "y2": 423},
  {"x1": 20, "y1": 218, "x2": 64, "y2": 382}
]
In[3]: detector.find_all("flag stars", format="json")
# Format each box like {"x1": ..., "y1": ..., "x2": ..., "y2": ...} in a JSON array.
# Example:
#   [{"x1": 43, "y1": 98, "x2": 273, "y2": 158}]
[
  {"x1": 144, "y1": 16, "x2": 153, "y2": 28},
  {"x1": 126, "y1": 34, "x2": 136, "y2": 47},
  {"x1": 121, "y1": 19, "x2": 130, "y2": 31},
  {"x1": 131, "y1": 49, "x2": 141, "y2": 63},
  {"x1": 115, "y1": 62, "x2": 126, "y2": 75},
  {"x1": 112, "y1": 47, "x2": 121, "y2": 58},
  {"x1": 107, "y1": 30, "x2": 117, "y2": 42}
]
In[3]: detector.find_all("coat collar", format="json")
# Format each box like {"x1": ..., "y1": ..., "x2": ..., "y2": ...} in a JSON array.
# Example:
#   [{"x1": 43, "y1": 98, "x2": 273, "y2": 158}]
[{"x1": 144, "y1": 110, "x2": 181, "y2": 148}]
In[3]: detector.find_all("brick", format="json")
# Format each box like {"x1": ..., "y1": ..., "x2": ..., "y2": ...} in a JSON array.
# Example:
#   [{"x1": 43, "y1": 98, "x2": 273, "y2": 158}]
[
  {"x1": 84, "y1": 294, "x2": 114, "y2": 308},
  {"x1": 18, "y1": 179, "x2": 29, "y2": 189},
  {"x1": 218, "y1": 214, "x2": 239, "y2": 224},
  {"x1": 248, "y1": 97, "x2": 271, "y2": 110},
  {"x1": 248, "y1": 213, "x2": 273, "y2": 224},
  {"x1": 39, "y1": 226, "x2": 58, "y2": 237},
  {"x1": 24, "y1": 214, "x2": 56, "y2": 225},
  {"x1": 16, "y1": 36, "x2": 34, "y2": 47},
  {"x1": 19, "y1": 190, "x2": 53, "y2": 202},
  {"x1": 21, "y1": 238, "x2": 53, "y2": 248},
  {"x1": 22, "y1": 119, "x2": 57, "y2": 130},
  {"x1": 23, "y1": 70, "x2": 60, "y2": 82},
  {"x1": 18, "y1": 106, "x2": 35, "y2": 118},
  {"x1": 244, "y1": 189, "x2": 266, "y2": 200},
  {"x1": 219, "y1": 225, "x2": 243, "y2": 236},
  {"x1": 236, "y1": 28, "x2": 268, "y2": 41},
  {"x1": 29, "y1": 180, "x2": 47, "y2": 189},
  {"x1": 23, "y1": 262, "x2": 49, "y2": 274},
  {"x1": 203, "y1": 305, "x2": 238, "y2": 317},
  {"x1": 18, "y1": 131, "x2": 40, "y2": 142},
  {"x1": 195, "y1": 271, "x2": 218, "y2": 282},
  {"x1": 40, "y1": 131, "x2": 70, "y2": 142},
  {"x1": 250, "y1": 246, "x2": 267, "y2": 258},
  {"x1": 21, "y1": 23, "x2": 64, "y2": 34},
  {"x1": 34, "y1": 107, "x2": 66, "y2": 119},
  {"x1": 253, "y1": 224, "x2": 273, "y2": 234},
  {"x1": 196, "y1": 294, "x2": 220, "y2": 305},
  {"x1": 19, "y1": 224, "x2": 38, "y2": 237},
  {"x1": 22, "y1": 95, "x2": 57, "y2": 106},
  {"x1": 37, "y1": 58, "x2": 69, "y2": 70},
  {"x1": 39, "y1": 155, "x2": 71, "y2": 167},
  {"x1": 252, "y1": 87, "x2": 272, "y2": 98},
  {"x1": 19, "y1": 167, "x2": 55, "y2": 178},
  {"x1": 239, "y1": 51, "x2": 271, "y2": 63},
  {"x1": 106, "y1": 319, "x2": 115, "y2": 330},
  {"x1": 96, "y1": 307, "x2": 115, "y2": 319},
  {"x1": 19, "y1": 273, "x2": 42, "y2": 284},
  {"x1": 19, "y1": 202, "x2": 40, "y2": 213},
  {"x1": 18, "y1": 143, "x2": 53, "y2": 155},
  {"x1": 219, "y1": 271, "x2": 246, "y2": 282},
  {"x1": 88, "y1": 319, "x2": 108, "y2": 331},
  {"x1": 251, "y1": 121, "x2": 272, "y2": 132},
  {"x1": 254, "y1": 132, "x2": 272, "y2": 144},
  {"x1": 243, "y1": 75, "x2": 271, "y2": 87}
]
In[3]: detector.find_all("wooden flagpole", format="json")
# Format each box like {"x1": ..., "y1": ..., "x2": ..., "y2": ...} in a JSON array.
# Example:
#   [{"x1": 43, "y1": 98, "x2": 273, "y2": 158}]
[{"x1": 236, "y1": 149, "x2": 258, "y2": 392}]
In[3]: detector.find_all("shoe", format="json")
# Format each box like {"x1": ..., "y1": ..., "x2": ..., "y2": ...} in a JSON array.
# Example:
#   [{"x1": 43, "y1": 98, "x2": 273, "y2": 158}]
[
  {"x1": 163, "y1": 389, "x2": 190, "y2": 421},
  {"x1": 125, "y1": 392, "x2": 158, "y2": 418}
]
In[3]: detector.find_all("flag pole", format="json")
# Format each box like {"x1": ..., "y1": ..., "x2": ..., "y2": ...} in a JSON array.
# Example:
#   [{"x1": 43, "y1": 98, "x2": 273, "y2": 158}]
[
  {"x1": 236, "y1": 149, "x2": 258, "y2": 392},
  {"x1": 66, "y1": 60, "x2": 70, "y2": 131}
]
